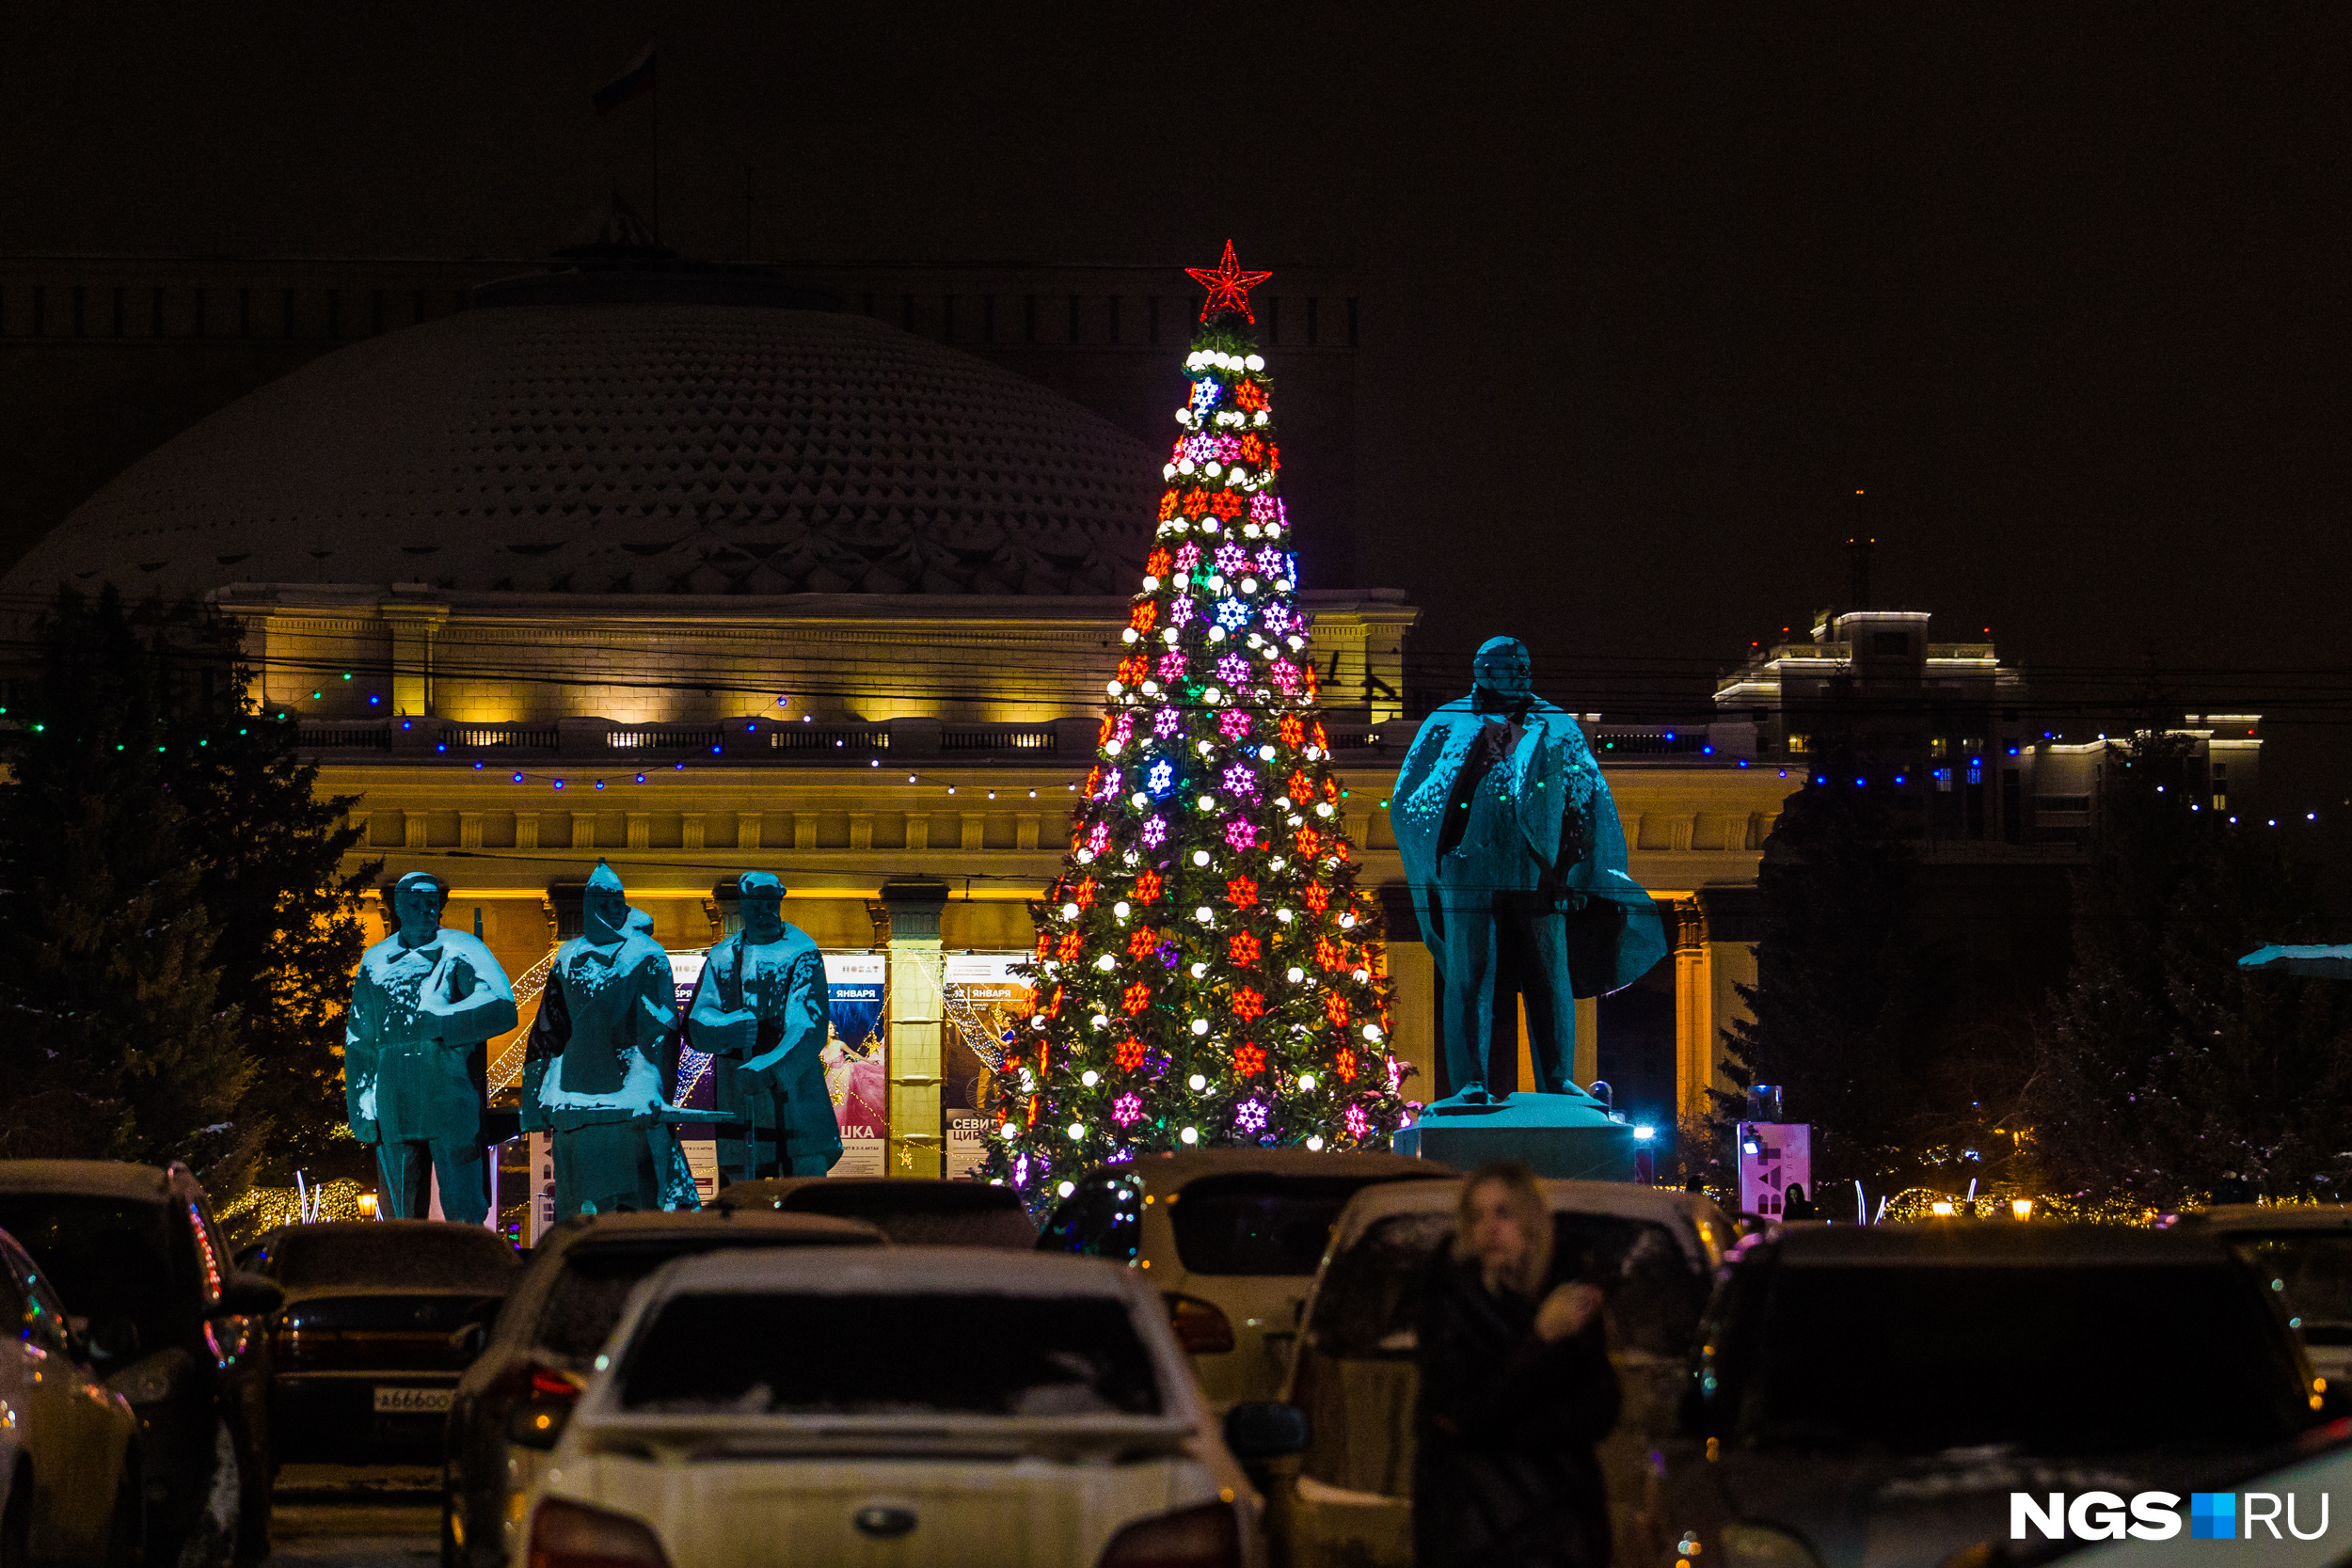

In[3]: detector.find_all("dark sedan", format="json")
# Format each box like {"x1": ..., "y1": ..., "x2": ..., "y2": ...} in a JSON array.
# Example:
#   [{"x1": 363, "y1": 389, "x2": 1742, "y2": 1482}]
[
  {"x1": 239, "y1": 1221, "x2": 520, "y2": 1463},
  {"x1": 440, "y1": 1208, "x2": 882, "y2": 1568}
]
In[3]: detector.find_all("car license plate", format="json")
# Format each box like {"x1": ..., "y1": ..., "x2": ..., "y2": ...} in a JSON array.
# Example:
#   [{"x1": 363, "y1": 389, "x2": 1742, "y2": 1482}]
[{"x1": 373, "y1": 1386, "x2": 453, "y2": 1415}]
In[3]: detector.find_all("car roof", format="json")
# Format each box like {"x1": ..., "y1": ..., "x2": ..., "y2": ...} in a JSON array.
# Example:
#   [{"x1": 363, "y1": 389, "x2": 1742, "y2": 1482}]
[
  {"x1": 1114, "y1": 1148, "x2": 1452, "y2": 1190},
  {"x1": 648, "y1": 1244, "x2": 1139, "y2": 1297},
  {"x1": 541, "y1": 1208, "x2": 883, "y2": 1252},
  {"x1": 2176, "y1": 1204, "x2": 2352, "y2": 1234},
  {"x1": 1329, "y1": 1175, "x2": 1732, "y2": 1269},
  {"x1": 0, "y1": 1159, "x2": 183, "y2": 1204},
  {"x1": 1770, "y1": 1222, "x2": 2238, "y2": 1266}
]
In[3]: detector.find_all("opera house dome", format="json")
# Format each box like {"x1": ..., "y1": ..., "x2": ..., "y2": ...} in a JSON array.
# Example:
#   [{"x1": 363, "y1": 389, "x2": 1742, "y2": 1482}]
[{"x1": 6, "y1": 269, "x2": 1161, "y2": 604}]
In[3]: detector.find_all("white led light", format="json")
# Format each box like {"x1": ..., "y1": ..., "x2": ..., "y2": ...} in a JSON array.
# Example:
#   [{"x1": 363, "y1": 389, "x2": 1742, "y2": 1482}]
[
  {"x1": 1316, "y1": 801, "x2": 1334, "y2": 817},
  {"x1": 1081, "y1": 1069, "x2": 1100, "y2": 1087},
  {"x1": 1091, "y1": 1013, "x2": 1108, "y2": 1029},
  {"x1": 1122, "y1": 627, "x2": 1139, "y2": 643},
  {"x1": 1299, "y1": 1073, "x2": 1319, "y2": 1091},
  {"x1": 1287, "y1": 967, "x2": 1305, "y2": 983},
  {"x1": 1096, "y1": 954, "x2": 1116, "y2": 971},
  {"x1": 1188, "y1": 1074, "x2": 1208, "y2": 1091},
  {"x1": 1364, "y1": 1024, "x2": 1384, "y2": 1042},
  {"x1": 1114, "y1": 901, "x2": 1131, "y2": 918},
  {"x1": 1193, "y1": 850, "x2": 1212, "y2": 867},
  {"x1": 1058, "y1": 1180, "x2": 1077, "y2": 1197},
  {"x1": 999, "y1": 1122, "x2": 1016, "y2": 1139},
  {"x1": 1338, "y1": 912, "x2": 1357, "y2": 928},
  {"x1": 1068, "y1": 1123, "x2": 1085, "y2": 1141},
  {"x1": 1132, "y1": 792, "x2": 1150, "y2": 809},
  {"x1": 1195, "y1": 906, "x2": 1214, "y2": 922},
  {"x1": 1061, "y1": 902, "x2": 1080, "y2": 919},
  {"x1": 1190, "y1": 961, "x2": 1208, "y2": 979},
  {"x1": 1181, "y1": 1126, "x2": 1200, "y2": 1145},
  {"x1": 1190, "y1": 1019, "x2": 1210, "y2": 1036},
  {"x1": 1277, "y1": 909, "x2": 1295, "y2": 924}
]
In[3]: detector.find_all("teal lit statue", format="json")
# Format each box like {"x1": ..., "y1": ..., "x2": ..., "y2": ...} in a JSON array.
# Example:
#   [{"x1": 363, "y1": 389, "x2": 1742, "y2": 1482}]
[
  {"x1": 685, "y1": 872, "x2": 841, "y2": 1179},
  {"x1": 344, "y1": 871, "x2": 518, "y2": 1222},
  {"x1": 1393, "y1": 637, "x2": 1667, "y2": 1103},
  {"x1": 519, "y1": 861, "x2": 699, "y2": 1216}
]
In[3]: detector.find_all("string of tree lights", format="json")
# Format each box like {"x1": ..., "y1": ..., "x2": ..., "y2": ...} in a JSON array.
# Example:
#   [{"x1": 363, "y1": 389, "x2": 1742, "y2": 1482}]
[{"x1": 984, "y1": 245, "x2": 1407, "y2": 1202}]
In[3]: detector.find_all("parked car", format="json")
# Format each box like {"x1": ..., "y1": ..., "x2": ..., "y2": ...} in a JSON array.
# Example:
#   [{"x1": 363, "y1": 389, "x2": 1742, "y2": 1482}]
[
  {"x1": 441, "y1": 1208, "x2": 882, "y2": 1568},
  {"x1": 510, "y1": 1246, "x2": 1300, "y2": 1568},
  {"x1": 0, "y1": 1223, "x2": 144, "y2": 1568},
  {"x1": 2172, "y1": 1203, "x2": 2352, "y2": 1387},
  {"x1": 0, "y1": 1160, "x2": 281, "y2": 1568},
  {"x1": 1037, "y1": 1149, "x2": 1453, "y2": 1407},
  {"x1": 1265, "y1": 1176, "x2": 1729, "y2": 1568},
  {"x1": 718, "y1": 1176, "x2": 1038, "y2": 1247},
  {"x1": 234, "y1": 1220, "x2": 520, "y2": 1463},
  {"x1": 1668, "y1": 1224, "x2": 2327, "y2": 1568}
]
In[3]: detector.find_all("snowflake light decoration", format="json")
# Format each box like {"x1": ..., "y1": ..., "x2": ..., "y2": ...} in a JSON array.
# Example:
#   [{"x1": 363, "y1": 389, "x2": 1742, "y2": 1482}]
[
  {"x1": 1154, "y1": 706, "x2": 1183, "y2": 737},
  {"x1": 1218, "y1": 709, "x2": 1252, "y2": 740},
  {"x1": 1235, "y1": 1099, "x2": 1268, "y2": 1133},
  {"x1": 1216, "y1": 598, "x2": 1250, "y2": 631},
  {"x1": 1140, "y1": 816, "x2": 1168, "y2": 847},
  {"x1": 1215, "y1": 543, "x2": 1248, "y2": 575},
  {"x1": 1224, "y1": 816, "x2": 1258, "y2": 851},
  {"x1": 1221, "y1": 763, "x2": 1259, "y2": 800},
  {"x1": 1146, "y1": 759, "x2": 1175, "y2": 797},
  {"x1": 1113, "y1": 1093, "x2": 1143, "y2": 1126},
  {"x1": 1216, "y1": 653, "x2": 1251, "y2": 686},
  {"x1": 1174, "y1": 544, "x2": 1202, "y2": 571}
]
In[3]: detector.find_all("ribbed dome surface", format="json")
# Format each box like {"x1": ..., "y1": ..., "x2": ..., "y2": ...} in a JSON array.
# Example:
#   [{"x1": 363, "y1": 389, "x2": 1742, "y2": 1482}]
[{"x1": 9, "y1": 303, "x2": 1161, "y2": 600}]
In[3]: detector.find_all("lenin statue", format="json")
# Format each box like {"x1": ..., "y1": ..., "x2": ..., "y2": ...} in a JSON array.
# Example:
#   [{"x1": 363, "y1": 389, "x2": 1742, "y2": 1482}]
[
  {"x1": 684, "y1": 872, "x2": 842, "y2": 1180},
  {"x1": 519, "y1": 861, "x2": 699, "y2": 1217},
  {"x1": 1393, "y1": 637, "x2": 1667, "y2": 1102},
  {"x1": 344, "y1": 871, "x2": 518, "y2": 1222}
]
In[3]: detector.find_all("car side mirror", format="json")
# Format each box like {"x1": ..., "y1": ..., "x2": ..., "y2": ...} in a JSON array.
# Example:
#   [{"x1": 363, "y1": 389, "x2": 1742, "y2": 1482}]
[
  {"x1": 507, "y1": 1399, "x2": 572, "y2": 1450},
  {"x1": 85, "y1": 1315, "x2": 142, "y2": 1365},
  {"x1": 1223, "y1": 1401, "x2": 1310, "y2": 1461},
  {"x1": 449, "y1": 1322, "x2": 490, "y2": 1364},
  {"x1": 212, "y1": 1271, "x2": 284, "y2": 1318}
]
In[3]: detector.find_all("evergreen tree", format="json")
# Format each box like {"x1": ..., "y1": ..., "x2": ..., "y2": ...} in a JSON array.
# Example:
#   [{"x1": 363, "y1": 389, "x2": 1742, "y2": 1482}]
[
  {"x1": 984, "y1": 245, "x2": 1406, "y2": 1200},
  {"x1": 2030, "y1": 730, "x2": 2352, "y2": 1205},
  {"x1": 1715, "y1": 741, "x2": 1947, "y2": 1190},
  {"x1": 0, "y1": 589, "x2": 373, "y2": 1192}
]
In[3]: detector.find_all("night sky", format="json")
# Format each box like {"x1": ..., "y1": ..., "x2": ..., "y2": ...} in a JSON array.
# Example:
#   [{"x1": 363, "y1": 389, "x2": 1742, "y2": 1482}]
[{"x1": 9, "y1": 2, "x2": 2348, "y2": 886}]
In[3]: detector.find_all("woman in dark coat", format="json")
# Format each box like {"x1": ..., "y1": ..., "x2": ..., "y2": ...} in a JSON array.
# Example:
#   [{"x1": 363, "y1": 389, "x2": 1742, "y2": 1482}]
[{"x1": 1414, "y1": 1160, "x2": 1621, "y2": 1568}]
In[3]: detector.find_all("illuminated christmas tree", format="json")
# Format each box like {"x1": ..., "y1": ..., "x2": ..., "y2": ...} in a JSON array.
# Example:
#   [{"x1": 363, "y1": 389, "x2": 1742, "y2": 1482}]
[{"x1": 985, "y1": 242, "x2": 1408, "y2": 1200}]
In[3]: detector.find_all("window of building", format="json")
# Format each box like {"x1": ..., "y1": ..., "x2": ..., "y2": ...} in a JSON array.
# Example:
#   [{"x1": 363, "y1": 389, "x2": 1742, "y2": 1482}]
[
  {"x1": 1787, "y1": 734, "x2": 1809, "y2": 755},
  {"x1": 1931, "y1": 737, "x2": 1948, "y2": 757}
]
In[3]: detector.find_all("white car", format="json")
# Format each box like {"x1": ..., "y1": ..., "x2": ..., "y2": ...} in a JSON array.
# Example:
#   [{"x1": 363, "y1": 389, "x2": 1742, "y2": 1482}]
[
  {"x1": 1267, "y1": 1177, "x2": 1731, "y2": 1568},
  {"x1": 0, "y1": 1225, "x2": 143, "y2": 1566},
  {"x1": 512, "y1": 1246, "x2": 1294, "y2": 1568}
]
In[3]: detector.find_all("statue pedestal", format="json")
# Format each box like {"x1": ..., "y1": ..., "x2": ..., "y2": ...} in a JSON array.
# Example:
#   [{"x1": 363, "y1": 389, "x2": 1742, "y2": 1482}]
[{"x1": 1392, "y1": 1092, "x2": 1638, "y2": 1181}]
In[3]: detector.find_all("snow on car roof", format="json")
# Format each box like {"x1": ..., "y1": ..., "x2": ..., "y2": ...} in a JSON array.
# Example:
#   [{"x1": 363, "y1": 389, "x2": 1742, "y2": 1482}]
[{"x1": 646, "y1": 1244, "x2": 1143, "y2": 1298}]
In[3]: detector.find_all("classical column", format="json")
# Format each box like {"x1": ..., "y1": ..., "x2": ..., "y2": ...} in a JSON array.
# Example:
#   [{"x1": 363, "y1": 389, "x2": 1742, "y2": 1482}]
[
  {"x1": 1700, "y1": 884, "x2": 1765, "y2": 1118},
  {"x1": 1671, "y1": 895, "x2": 1713, "y2": 1121},
  {"x1": 378, "y1": 600, "x2": 448, "y2": 718},
  {"x1": 879, "y1": 877, "x2": 949, "y2": 1179},
  {"x1": 1573, "y1": 995, "x2": 1599, "y2": 1090},
  {"x1": 459, "y1": 812, "x2": 484, "y2": 849}
]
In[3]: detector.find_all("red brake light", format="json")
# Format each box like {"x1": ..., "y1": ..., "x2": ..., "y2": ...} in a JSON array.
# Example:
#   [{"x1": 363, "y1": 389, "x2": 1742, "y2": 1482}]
[
  {"x1": 1097, "y1": 1501, "x2": 1242, "y2": 1568},
  {"x1": 530, "y1": 1367, "x2": 587, "y2": 1400},
  {"x1": 1163, "y1": 1293, "x2": 1236, "y2": 1354},
  {"x1": 527, "y1": 1498, "x2": 670, "y2": 1568}
]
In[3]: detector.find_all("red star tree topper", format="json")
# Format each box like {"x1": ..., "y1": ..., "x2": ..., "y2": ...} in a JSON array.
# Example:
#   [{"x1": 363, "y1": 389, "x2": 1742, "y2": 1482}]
[
  {"x1": 984, "y1": 248, "x2": 1407, "y2": 1202},
  {"x1": 1185, "y1": 239, "x2": 1274, "y2": 324}
]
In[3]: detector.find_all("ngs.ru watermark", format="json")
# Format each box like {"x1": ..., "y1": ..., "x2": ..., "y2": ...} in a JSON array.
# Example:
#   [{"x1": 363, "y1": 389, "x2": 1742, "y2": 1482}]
[{"x1": 2013, "y1": 1492, "x2": 2329, "y2": 1542}]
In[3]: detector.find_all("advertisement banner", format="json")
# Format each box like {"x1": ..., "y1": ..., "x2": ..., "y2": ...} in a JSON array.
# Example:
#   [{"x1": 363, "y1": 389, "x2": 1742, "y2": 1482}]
[
  {"x1": 825, "y1": 954, "x2": 889, "y2": 1177},
  {"x1": 941, "y1": 953, "x2": 1032, "y2": 1180},
  {"x1": 1737, "y1": 1122, "x2": 1813, "y2": 1220}
]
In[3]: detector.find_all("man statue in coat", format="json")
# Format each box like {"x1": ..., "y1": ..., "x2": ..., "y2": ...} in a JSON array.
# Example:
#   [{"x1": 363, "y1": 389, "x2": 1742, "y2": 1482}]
[
  {"x1": 519, "y1": 861, "x2": 698, "y2": 1217},
  {"x1": 684, "y1": 872, "x2": 842, "y2": 1180},
  {"x1": 1392, "y1": 637, "x2": 1667, "y2": 1103},
  {"x1": 344, "y1": 871, "x2": 518, "y2": 1222}
]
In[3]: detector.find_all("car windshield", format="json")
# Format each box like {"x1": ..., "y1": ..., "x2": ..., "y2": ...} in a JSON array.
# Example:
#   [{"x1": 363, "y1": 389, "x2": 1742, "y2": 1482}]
[
  {"x1": 619, "y1": 1291, "x2": 1161, "y2": 1417},
  {"x1": 1733, "y1": 1263, "x2": 2306, "y2": 1455},
  {"x1": 1173, "y1": 1174, "x2": 1432, "y2": 1276},
  {"x1": 536, "y1": 1235, "x2": 856, "y2": 1361},
  {"x1": 269, "y1": 1227, "x2": 519, "y2": 1291},
  {"x1": 2229, "y1": 1235, "x2": 2352, "y2": 1344},
  {"x1": 1308, "y1": 1210, "x2": 1704, "y2": 1358},
  {"x1": 0, "y1": 1194, "x2": 186, "y2": 1351}
]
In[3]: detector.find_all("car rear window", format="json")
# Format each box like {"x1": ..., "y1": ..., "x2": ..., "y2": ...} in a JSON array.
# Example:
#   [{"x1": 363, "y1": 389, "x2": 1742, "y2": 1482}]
[
  {"x1": 0, "y1": 1195, "x2": 186, "y2": 1352},
  {"x1": 270, "y1": 1227, "x2": 520, "y2": 1291},
  {"x1": 1172, "y1": 1174, "x2": 1434, "y2": 1276},
  {"x1": 536, "y1": 1235, "x2": 864, "y2": 1360},
  {"x1": 2229, "y1": 1235, "x2": 2352, "y2": 1344},
  {"x1": 619, "y1": 1291, "x2": 1160, "y2": 1417},
  {"x1": 1307, "y1": 1210, "x2": 1703, "y2": 1357},
  {"x1": 1730, "y1": 1263, "x2": 2307, "y2": 1455},
  {"x1": 776, "y1": 1184, "x2": 1038, "y2": 1248}
]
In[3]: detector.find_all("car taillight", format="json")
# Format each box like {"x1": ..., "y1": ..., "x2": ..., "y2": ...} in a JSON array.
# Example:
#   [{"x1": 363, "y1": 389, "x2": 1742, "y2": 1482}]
[
  {"x1": 1163, "y1": 1293, "x2": 1235, "y2": 1354},
  {"x1": 1097, "y1": 1501, "x2": 1242, "y2": 1568},
  {"x1": 530, "y1": 1367, "x2": 586, "y2": 1400},
  {"x1": 527, "y1": 1498, "x2": 671, "y2": 1568}
]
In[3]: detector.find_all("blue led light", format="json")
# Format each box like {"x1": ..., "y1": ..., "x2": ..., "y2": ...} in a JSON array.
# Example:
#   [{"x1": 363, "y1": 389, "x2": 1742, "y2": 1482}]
[
  {"x1": 1216, "y1": 597, "x2": 1250, "y2": 630},
  {"x1": 1147, "y1": 757, "x2": 1176, "y2": 798}
]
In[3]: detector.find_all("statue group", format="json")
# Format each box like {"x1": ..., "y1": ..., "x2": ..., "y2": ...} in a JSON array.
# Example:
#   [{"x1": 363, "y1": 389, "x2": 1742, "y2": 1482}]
[
  {"x1": 345, "y1": 862, "x2": 842, "y2": 1224},
  {"x1": 1393, "y1": 637, "x2": 1666, "y2": 1106}
]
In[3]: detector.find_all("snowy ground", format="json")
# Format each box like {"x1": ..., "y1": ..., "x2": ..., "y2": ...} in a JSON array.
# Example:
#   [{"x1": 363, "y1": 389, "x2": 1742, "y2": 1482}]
[{"x1": 270, "y1": 1465, "x2": 439, "y2": 1568}]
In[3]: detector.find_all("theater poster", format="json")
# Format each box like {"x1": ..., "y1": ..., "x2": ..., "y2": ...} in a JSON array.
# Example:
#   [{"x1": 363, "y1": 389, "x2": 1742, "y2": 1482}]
[
  {"x1": 942, "y1": 953, "x2": 1033, "y2": 1180},
  {"x1": 824, "y1": 954, "x2": 889, "y2": 1177}
]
